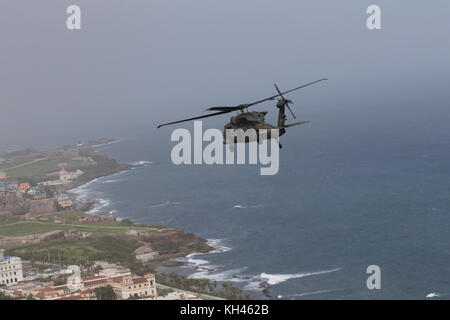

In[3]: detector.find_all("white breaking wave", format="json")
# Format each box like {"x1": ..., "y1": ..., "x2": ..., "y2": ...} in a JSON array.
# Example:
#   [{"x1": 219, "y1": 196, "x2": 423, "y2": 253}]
[
  {"x1": 233, "y1": 204, "x2": 263, "y2": 209},
  {"x1": 69, "y1": 178, "x2": 100, "y2": 202},
  {"x1": 68, "y1": 173, "x2": 127, "y2": 217},
  {"x1": 260, "y1": 268, "x2": 341, "y2": 286},
  {"x1": 176, "y1": 240, "x2": 259, "y2": 290},
  {"x1": 149, "y1": 201, "x2": 183, "y2": 209},
  {"x1": 103, "y1": 179, "x2": 122, "y2": 184},
  {"x1": 128, "y1": 160, "x2": 152, "y2": 166},
  {"x1": 175, "y1": 239, "x2": 341, "y2": 294},
  {"x1": 207, "y1": 239, "x2": 232, "y2": 254},
  {"x1": 176, "y1": 239, "x2": 230, "y2": 264},
  {"x1": 149, "y1": 201, "x2": 171, "y2": 208},
  {"x1": 172, "y1": 239, "x2": 232, "y2": 277},
  {"x1": 191, "y1": 267, "x2": 248, "y2": 282},
  {"x1": 284, "y1": 289, "x2": 338, "y2": 298},
  {"x1": 183, "y1": 254, "x2": 211, "y2": 267},
  {"x1": 88, "y1": 198, "x2": 111, "y2": 214},
  {"x1": 426, "y1": 292, "x2": 440, "y2": 298},
  {"x1": 244, "y1": 281, "x2": 264, "y2": 292}
]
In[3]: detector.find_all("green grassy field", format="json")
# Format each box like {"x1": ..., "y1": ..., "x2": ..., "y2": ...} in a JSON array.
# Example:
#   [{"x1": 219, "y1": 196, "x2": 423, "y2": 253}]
[
  {"x1": 0, "y1": 220, "x2": 158, "y2": 238},
  {"x1": 0, "y1": 213, "x2": 160, "y2": 268},
  {"x1": 3, "y1": 156, "x2": 88, "y2": 178},
  {"x1": 0, "y1": 211, "x2": 160, "y2": 238},
  {"x1": 0, "y1": 158, "x2": 34, "y2": 171},
  {"x1": 6, "y1": 236, "x2": 142, "y2": 266}
]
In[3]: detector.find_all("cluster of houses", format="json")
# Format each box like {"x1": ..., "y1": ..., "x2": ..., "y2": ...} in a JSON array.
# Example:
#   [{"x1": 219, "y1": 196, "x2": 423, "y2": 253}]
[
  {"x1": 0, "y1": 181, "x2": 50, "y2": 201},
  {"x1": 0, "y1": 171, "x2": 30, "y2": 197},
  {"x1": 0, "y1": 254, "x2": 157, "y2": 300},
  {"x1": 0, "y1": 171, "x2": 45, "y2": 199},
  {"x1": 0, "y1": 180, "x2": 39, "y2": 198},
  {"x1": 1, "y1": 165, "x2": 84, "y2": 196},
  {"x1": 0, "y1": 170, "x2": 78, "y2": 209},
  {"x1": 0, "y1": 167, "x2": 84, "y2": 198}
]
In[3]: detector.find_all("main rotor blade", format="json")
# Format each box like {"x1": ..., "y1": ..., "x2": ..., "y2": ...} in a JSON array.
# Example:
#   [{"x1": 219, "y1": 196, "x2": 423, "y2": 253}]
[
  {"x1": 158, "y1": 78, "x2": 327, "y2": 128},
  {"x1": 157, "y1": 110, "x2": 231, "y2": 128},
  {"x1": 207, "y1": 106, "x2": 243, "y2": 112},
  {"x1": 206, "y1": 78, "x2": 327, "y2": 112},
  {"x1": 246, "y1": 78, "x2": 328, "y2": 108},
  {"x1": 274, "y1": 83, "x2": 296, "y2": 119}
]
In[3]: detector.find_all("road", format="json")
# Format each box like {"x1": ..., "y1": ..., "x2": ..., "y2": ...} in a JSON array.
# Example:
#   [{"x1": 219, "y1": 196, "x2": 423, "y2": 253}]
[{"x1": 3, "y1": 157, "x2": 47, "y2": 171}]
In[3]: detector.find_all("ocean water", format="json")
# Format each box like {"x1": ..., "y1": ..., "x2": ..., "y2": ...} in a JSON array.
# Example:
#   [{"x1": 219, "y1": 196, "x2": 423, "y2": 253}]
[{"x1": 69, "y1": 98, "x2": 450, "y2": 299}]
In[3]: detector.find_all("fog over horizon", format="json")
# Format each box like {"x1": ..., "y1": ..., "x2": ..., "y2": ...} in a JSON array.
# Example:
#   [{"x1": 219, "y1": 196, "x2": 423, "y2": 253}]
[{"x1": 1, "y1": 0, "x2": 449, "y2": 153}]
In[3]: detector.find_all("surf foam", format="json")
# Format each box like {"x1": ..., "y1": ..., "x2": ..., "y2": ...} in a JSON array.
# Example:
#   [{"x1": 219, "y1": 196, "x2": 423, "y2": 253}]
[
  {"x1": 233, "y1": 204, "x2": 263, "y2": 209},
  {"x1": 128, "y1": 160, "x2": 152, "y2": 166},
  {"x1": 260, "y1": 268, "x2": 341, "y2": 285}
]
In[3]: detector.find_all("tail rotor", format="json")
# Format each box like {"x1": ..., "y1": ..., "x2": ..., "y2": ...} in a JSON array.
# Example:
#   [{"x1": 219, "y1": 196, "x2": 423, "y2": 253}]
[{"x1": 274, "y1": 84, "x2": 296, "y2": 119}]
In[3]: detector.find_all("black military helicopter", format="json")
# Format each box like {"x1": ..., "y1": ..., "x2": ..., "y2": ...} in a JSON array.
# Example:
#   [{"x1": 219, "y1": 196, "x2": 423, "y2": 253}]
[{"x1": 157, "y1": 78, "x2": 327, "y2": 148}]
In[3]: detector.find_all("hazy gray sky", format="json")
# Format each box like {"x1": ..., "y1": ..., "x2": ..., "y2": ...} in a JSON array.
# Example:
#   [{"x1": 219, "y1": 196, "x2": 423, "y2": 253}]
[{"x1": 1, "y1": 1, "x2": 449, "y2": 151}]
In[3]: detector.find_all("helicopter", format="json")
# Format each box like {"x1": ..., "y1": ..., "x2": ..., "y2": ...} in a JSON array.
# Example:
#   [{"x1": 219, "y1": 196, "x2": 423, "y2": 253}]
[{"x1": 157, "y1": 78, "x2": 327, "y2": 148}]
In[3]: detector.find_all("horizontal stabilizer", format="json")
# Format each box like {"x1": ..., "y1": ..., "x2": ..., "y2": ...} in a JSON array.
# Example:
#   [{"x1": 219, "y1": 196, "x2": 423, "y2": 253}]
[{"x1": 280, "y1": 120, "x2": 309, "y2": 129}]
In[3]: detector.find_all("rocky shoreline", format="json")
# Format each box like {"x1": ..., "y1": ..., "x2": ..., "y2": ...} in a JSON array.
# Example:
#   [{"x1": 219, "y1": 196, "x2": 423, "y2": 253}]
[
  {"x1": 1, "y1": 140, "x2": 253, "y2": 300},
  {"x1": 1, "y1": 140, "x2": 214, "y2": 264},
  {"x1": 63, "y1": 150, "x2": 215, "y2": 265}
]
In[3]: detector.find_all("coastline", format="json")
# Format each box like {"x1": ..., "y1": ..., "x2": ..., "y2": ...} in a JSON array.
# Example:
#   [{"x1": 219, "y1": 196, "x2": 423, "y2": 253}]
[
  {"x1": 0, "y1": 141, "x2": 252, "y2": 299},
  {"x1": 67, "y1": 160, "x2": 154, "y2": 216},
  {"x1": 67, "y1": 159, "x2": 216, "y2": 260},
  {"x1": 59, "y1": 144, "x2": 256, "y2": 299},
  {"x1": 2, "y1": 141, "x2": 260, "y2": 298},
  {"x1": 66, "y1": 157, "x2": 271, "y2": 299},
  {"x1": 65, "y1": 161, "x2": 259, "y2": 292}
]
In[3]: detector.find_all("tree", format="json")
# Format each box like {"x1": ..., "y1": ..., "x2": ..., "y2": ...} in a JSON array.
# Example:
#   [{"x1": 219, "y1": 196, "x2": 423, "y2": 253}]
[
  {"x1": 128, "y1": 293, "x2": 140, "y2": 300},
  {"x1": 94, "y1": 285, "x2": 116, "y2": 300},
  {"x1": 119, "y1": 219, "x2": 134, "y2": 227},
  {"x1": 53, "y1": 276, "x2": 69, "y2": 286},
  {"x1": 94, "y1": 265, "x2": 103, "y2": 274}
]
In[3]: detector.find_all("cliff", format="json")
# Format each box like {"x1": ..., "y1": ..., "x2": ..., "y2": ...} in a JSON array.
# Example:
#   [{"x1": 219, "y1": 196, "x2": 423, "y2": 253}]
[
  {"x1": 0, "y1": 194, "x2": 56, "y2": 218},
  {"x1": 0, "y1": 230, "x2": 65, "y2": 246}
]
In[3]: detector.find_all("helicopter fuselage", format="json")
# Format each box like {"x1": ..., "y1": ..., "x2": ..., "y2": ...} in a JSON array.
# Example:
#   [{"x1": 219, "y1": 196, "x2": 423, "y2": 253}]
[{"x1": 222, "y1": 111, "x2": 284, "y2": 144}]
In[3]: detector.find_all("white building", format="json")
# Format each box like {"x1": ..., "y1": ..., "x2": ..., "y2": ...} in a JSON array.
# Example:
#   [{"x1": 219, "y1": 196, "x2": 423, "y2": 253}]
[
  {"x1": 0, "y1": 249, "x2": 24, "y2": 286},
  {"x1": 134, "y1": 245, "x2": 159, "y2": 262},
  {"x1": 60, "y1": 168, "x2": 83, "y2": 182},
  {"x1": 39, "y1": 168, "x2": 84, "y2": 187},
  {"x1": 39, "y1": 180, "x2": 66, "y2": 187},
  {"x1": 66, "y1": 265, "x2": 83, "y2": 291}
]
